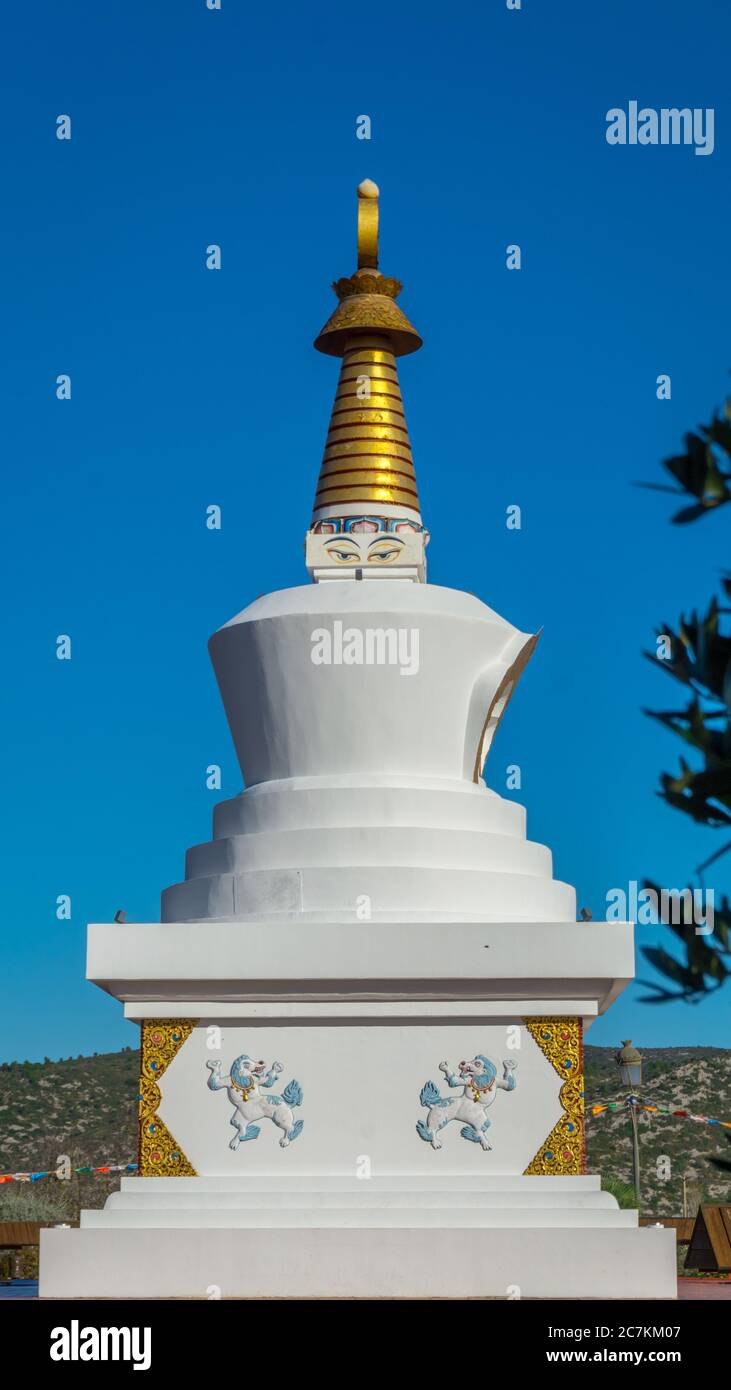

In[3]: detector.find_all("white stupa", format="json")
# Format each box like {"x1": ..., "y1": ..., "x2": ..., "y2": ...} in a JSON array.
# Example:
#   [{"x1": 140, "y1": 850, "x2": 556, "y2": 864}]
[{"x1": 41, "y1": 182, "x2": 676, "y2": 1300}]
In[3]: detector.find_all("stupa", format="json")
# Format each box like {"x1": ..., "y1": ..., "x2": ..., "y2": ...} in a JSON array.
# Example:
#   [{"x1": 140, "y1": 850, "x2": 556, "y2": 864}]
[{"x1": 41, "y1": 182, "x2": 676, "y2": 1300}]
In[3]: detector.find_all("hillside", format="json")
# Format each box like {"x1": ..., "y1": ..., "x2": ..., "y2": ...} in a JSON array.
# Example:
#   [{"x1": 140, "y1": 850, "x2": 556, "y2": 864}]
[
  {"x1": 584, "y1": 1044, "x2": 731, "y2": 1214},
  {"x1": 0, "y1": 1048, "x2": 139, "y2": 1220},
  {"x1": 1, "y1": 1044, "x2": 730, "y2": 1219}
]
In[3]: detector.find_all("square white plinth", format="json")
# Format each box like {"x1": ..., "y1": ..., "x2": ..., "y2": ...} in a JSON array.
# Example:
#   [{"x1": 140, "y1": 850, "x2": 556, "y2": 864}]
[
  {"x1": 40, "y1": 1176, "x2": 677, "y2": 1300},
  {"x1": 38, "y1": 917, "x2": 676, "y2": 1300}
]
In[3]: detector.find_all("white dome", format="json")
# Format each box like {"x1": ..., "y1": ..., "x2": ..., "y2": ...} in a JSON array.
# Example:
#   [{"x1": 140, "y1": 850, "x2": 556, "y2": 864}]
[{"x1": 160, "y1": 582, "x2": 576, "y2": 924}]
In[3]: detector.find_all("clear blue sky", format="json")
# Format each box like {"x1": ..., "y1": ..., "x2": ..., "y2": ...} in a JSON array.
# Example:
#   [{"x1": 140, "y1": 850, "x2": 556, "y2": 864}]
[{"x1": 2, "y1": 0, "x2": 730, "y2": 1061}]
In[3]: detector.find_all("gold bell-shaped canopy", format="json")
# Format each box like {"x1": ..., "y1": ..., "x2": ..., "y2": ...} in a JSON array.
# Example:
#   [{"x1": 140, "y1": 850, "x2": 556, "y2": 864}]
[
  {"x1": 314, "y1": 180, "x2": 423, "y2": 358},
  {"x1": 312, "y1": 182, "x2": 424, "y2": 524}
]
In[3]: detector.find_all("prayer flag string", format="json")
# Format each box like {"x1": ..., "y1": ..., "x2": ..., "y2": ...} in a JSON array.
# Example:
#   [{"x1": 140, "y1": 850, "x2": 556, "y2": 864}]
[{"x1": 0, "y1": 1161, "x2": 137, "y2": 1185}]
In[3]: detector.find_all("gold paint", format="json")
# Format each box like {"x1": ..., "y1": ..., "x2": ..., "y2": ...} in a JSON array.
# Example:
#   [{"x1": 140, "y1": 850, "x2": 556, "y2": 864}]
[
  {"x1": 315, "y1": 300, "x2": 422, "y2": 357},
  {"x1": 323, "y1": 439, "x2": 414, "y2": 461},
  {"x1": 315, "y1": 484, "x2": 419, "y2": 507},
  {"x1": 312, "y1": 185, "x2": 424, "y2": 520},
  {"x1": 335, "y1": 381, "x2": 401, "y2": 399},
  {"x1": 334, "y1": 274, "x2": 402, "y2": 301},
  {"x1": 138, "y1": 1019, "x2": 197, "y2": 1177},
  {"x1": 523, "y1": 1018, "x2": 584, "y2": 1176},
  {"x1": 340, "y1": 343, "x2": 398, "y2": 364},
  {"x1": 357, "y1": 180, "x2": 379, "y2": 270},
  {"x1": 334, "y1": 372, "x2": 401, "y2": 390},
  {"x1": 329, "y1": 409, "x2": 408, "y2": 430},
  {"x1": 316, "y1": 464, "x2": 416, "y2": 483},
  {"x1": 231, "y1": 1078, "x2": 253, "y2": 1102},
  {"x1": 325, "y1": 424, "x2": 408, "y2": 441},
  {"x1": 333, "y1": 392, "x2": 405, "y2": 412},
  {"x1": 315, "y1": 481, "x2": 418, "y2": 499},
  {"x1": 338, "y1": 362, "x2": 398, "y2": 381},
  {"x1": 468, "y1": 1078, "x2": 496, "y2": 1102},
  {"x1": 317, "y1": 475, "x2": 418, "y2": 497}
]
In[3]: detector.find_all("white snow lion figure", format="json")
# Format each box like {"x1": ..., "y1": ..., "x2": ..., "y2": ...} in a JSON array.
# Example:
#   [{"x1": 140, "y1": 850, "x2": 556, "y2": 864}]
[
  {"x1": 206, "y1": 1055, "x2": 304, "y2": 1149},
  {"x1": 416, "y1": 1055, "x2": 517, "y2": 1150}
]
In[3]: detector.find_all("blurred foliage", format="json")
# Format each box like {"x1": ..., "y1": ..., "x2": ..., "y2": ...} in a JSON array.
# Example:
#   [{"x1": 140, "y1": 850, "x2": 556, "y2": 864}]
[
  {"x1": 601, "y1": 1174, "x2": 638, "y2": 1209},
  {"x1": 639, "y1": 881, "x2": 731, "y2": 1002},
  {"x1": 640, "y1": 400, "x2": 731, "y2": 523},
  {"x1": 710, "y1": 1131, "x2": 731, "y2": 1176},
  {"x1": 640, "y1": 391, "x2": 731, "y2": 1002}
]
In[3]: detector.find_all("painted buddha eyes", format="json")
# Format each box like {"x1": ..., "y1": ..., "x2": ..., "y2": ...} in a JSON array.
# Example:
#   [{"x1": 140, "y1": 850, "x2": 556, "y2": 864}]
[
  {"x1": 324, "y1": 541, "x2": 403, "y2": 565},
  {"x1": 368, "y1": 546, "x2": 401, "y2": 563},
  {"x1": 325, "y1": 545, "x2": 360, "y2": 563}
]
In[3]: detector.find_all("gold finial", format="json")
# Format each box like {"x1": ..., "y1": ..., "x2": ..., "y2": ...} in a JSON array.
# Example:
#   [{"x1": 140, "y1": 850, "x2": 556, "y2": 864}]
[
  {"x1": 313, "y1": 181, "x2": 422, "y2": 358},
  {"x1": 311, "y1": 181, "x2": 424, "y2": 523},
  {"x1": 357, "y1": 179, "x2": 379, "y2": 269}
]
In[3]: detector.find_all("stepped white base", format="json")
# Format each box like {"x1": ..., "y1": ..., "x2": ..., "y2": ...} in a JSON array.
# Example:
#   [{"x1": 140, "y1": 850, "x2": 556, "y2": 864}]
[{"x1": 40, "y1": 1177, "x2": 677, "y2": 1299}]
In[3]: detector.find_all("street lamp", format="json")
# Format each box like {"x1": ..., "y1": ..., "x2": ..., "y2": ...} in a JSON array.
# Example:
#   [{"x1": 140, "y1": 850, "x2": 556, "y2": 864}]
[
  {"x1": 615, "y1": 1040, "x2": 643, "y2": 1208},
  {"x1": 616, "y1": 1039, "x2": 643, "y2": 1091}
]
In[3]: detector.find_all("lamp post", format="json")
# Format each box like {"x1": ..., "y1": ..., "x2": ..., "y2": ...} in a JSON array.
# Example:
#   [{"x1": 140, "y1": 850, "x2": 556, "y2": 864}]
[{"x1": 615, "y1": 1040, "x2": 643, "y2": 1208}]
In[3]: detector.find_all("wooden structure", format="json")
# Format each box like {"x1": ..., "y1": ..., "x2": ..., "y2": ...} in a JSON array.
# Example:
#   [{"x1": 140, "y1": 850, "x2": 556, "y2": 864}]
[
  {"x1": 0, "y1": 1222, "x2": 76, "y2": 1279},
  {"x1": 0, "y1": 1223, "x2": 44, "y2": 1281},
  {"x1": 686, "y1": 1205, "x2": 731, "y2": 1272},
  {"x1": 0, "y1": 1222, "x2": 46, "y2": 1249}
]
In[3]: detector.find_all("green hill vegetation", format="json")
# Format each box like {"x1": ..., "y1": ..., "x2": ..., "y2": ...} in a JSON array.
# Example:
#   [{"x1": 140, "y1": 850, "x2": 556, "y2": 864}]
[
  {"x1": 584, "y1": 1044, "x2": 731, "y2": 1215},
  {"x1": 0, "y1": 1048, "x2": 139, "y2": 1222}
]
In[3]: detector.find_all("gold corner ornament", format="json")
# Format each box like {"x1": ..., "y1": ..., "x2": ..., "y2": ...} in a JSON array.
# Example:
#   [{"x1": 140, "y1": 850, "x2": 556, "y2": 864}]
[
  {"x1": 138, "y1": 1019, "x2": 197, "y2": 1176},
  {"x1": 522, "y1": 1017, "x2": 584, "y2": 1176}
]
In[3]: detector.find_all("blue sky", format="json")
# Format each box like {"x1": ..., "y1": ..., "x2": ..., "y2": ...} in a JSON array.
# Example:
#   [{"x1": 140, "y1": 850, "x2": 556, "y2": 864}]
[{"x1": 2, "y1": 0, "x2": 730, "y2": 1060}]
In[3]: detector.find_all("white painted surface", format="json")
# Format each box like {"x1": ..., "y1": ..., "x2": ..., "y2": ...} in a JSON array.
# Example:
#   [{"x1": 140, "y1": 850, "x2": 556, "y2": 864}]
[
  {"x1": 156, "y1": 582, "x2": 576, "y2": 924},
  {"x1": 161, "y1": 864, "x2": 576, "y2": 923},
  {"x1": 153, "y1": 1021, "x2": 561, "y2": 1177},
  {"x1": 213, "y1": 778, "x2": 528, "y2": 836},
  {"x1": 86, "y1": 919, "x2": 634, "y2": 1013},
  {"x1": 88, "y1": 1174, "x2": 632, "y2": 1227},
  {"x1": 40, "y1": 1225, "x2": 677, "y2": 1299},
  {"x1": 102, "y1": 1173, "x2": 624, "y2": 1208},
  {"x1": 42, "y1": 563, "x2": 675, "y2": 1298},
  {"x1": 112, "y1": 1173, "x2": 613, "y2": 1193},
  {"x1": 82, "y1": 1209, "x2": 637, "y2": 1230},
  {"x1": 210, "y1": 582, "x2": 528, "y2": 786},
  {"x1": 122, "y1": 999, "x2": 601, "y2": 1019}
]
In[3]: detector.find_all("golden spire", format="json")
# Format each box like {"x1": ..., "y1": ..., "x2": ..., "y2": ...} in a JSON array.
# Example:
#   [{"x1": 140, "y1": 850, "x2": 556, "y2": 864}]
[
  {"x1": 312, "y1": 181, "x2": 423, "y2": 524},
  {"x1": 356, "y1": 177, "x2": 379, "y2": 269}
]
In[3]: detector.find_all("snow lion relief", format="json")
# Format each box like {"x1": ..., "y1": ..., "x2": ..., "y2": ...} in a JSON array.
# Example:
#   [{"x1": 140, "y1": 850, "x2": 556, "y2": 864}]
[
  {"x1": 416, "y1": 1055, "x2": 517, "y2": 1150},
  {"x1": 206, "y1": 1055, "x2": 304, "y2": 1149}
]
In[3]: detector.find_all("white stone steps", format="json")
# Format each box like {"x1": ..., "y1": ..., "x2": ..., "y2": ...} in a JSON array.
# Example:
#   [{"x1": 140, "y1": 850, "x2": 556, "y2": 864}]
[
  {"x1": 213, "y1": 782, "x2": 527, "y2": 839},
  {"x1": 82, "y1": 1207, "x2": 637, "y2": 1231},
  {"x1": 105, "y1": 1189, "x2": 619, "y2": 1212},
  {"x1": 184, "y1": 825, "x2": 552, "y2": 878},
  {"x1": 161, "y1": 863, "x2": 575, "y2": 923}
]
